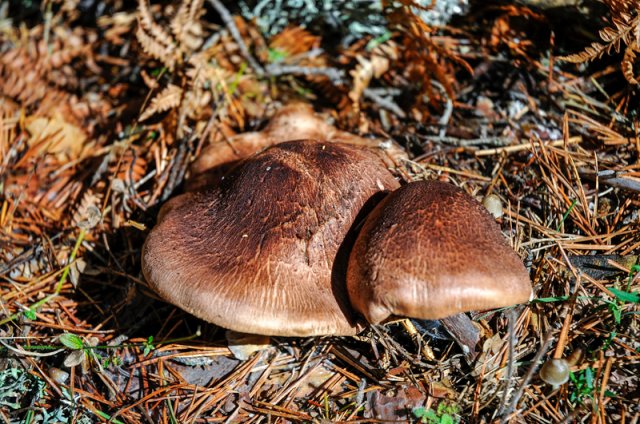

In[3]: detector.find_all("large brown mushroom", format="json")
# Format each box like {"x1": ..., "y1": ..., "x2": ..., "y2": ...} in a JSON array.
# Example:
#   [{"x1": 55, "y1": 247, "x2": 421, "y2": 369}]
[
  {"x1": 346, "y1": 180, "x2": 532, "y2": 325},
  {"x1": 143, "y1": 104, "x2": 532, "y2": 346},
  {"x1": 142, "y1": 140, "x2": 400, "y2": 337}
]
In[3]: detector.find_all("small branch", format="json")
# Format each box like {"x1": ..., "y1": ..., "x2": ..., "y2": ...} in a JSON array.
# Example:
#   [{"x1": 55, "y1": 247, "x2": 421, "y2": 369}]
[
  {"x1": 265, "y1": 64, "x2": 346, "y2": 83},
  {"x1": 497, "y1": 309, "x2": 517, "y2": 417},
  {"x1": 579, "y1": 168, "x2": 640, "y2": 193},
  {"x1": 207, "y1": 0, "x2": 265, "y2": 77},
  {"x1": 475, "y1": 136, "x2": 582, "y2": 157},
  {"x1": 500, "y1": 331, "x2": 554, "y2": 422},
  {"x1": 0, "y1": 339, "x2": 64, "y2": 357},
  {"x1": 431, "y1": 80, "x2": 453, "y2": 131},
  {"x1": 363, "y1": 89, "x2": 406, "y2": 118},
  {"x1": 424, "y1": 135, "x2": 514, "y2": 147},
  {"x1": 440, "y1": 313, "x2": 480, "y2": 363}
]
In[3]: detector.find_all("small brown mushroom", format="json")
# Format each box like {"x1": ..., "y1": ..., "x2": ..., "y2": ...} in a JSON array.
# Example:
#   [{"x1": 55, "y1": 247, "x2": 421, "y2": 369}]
[
  {"x1": 142, "y1": 140, "x2": 399, "y2": 336},
  {"x1": 539, "y1": 349, "x2": 581, "y2": 388},
  {"x1": 539, "y1": 358, "x2": 570, "y2": 388},
  {"x1": 346, "y1": 180, "x2": 532, "y2": 324}
]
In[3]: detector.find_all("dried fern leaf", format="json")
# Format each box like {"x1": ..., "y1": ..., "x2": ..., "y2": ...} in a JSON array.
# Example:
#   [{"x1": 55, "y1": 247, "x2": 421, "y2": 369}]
[
  {"x1": 71, "y1": 190, "x2": 103, "y2": 230},
  {"x1": 136, "y1": 25, "x2": 177, "y2": 70},
  {"x1": 270, "y1": 26, "x2": 320, "y2": 58},
  {"x1": 140, "y1": 84, "x2": 183, "y2": 121},
  {"x1": 189, "y1": 0, "x2": 204, "y2": 22},
  {"x1": 560, "y1": 41, "x2": 612, "y2": 63},
  {"x1": 137, "y1": 0, "x2": 174, "y2": 50},
  {"x1": 560, "y1": 15, "x2": 640, "y2": 63},
  {"x1": 622, "y1": 42, "x2": 639, "y2": 84},
  {"x1": 169, "y1": 0, "x2": 204, "y2": 54},
  {"x1": 348, "y1": 42, "x2": 397, "y2": 111},
  {"x1": 170, "y1": 0, "x2": 190, "y2": 39}
]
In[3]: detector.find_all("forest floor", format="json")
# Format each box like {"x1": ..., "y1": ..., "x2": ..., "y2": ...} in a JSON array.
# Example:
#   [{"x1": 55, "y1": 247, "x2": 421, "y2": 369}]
[{"x1": 1, "y1": 0, "x2": 639, "y2": 423}]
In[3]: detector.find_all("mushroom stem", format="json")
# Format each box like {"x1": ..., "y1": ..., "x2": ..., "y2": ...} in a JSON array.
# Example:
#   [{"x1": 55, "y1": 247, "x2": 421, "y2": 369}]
[{"x1": 439, "y1": 314, "x2": 481, "y2": 363}]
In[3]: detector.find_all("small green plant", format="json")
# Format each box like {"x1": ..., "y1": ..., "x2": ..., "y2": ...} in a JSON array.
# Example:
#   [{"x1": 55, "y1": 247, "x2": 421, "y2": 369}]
[
  {"x1": 267, "y1": 47, "x2": 288, "y2": 63},
  {"x1": 143, "y1": 335, "x2": 155, "y2": 356},
  {"x1": 0, "y1": 228, "x2": 87, "y2": 327},
  {"x1": 569, "y1": 368, "x2": 595, "y2": 404},
  {"x1": 413, "y1": 402, "x2": 460, "y2": 424},
  {"x1": 605, "y1": 281, "x2": 640, "y2": 325},
  {"x1": 59, "y1": 333, "x2": 85, "y2": 350}
]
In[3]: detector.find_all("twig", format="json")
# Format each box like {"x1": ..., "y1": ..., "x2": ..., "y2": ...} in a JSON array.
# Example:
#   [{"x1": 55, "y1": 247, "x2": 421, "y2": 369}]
[
  {"x1": 363, "y1": 89, "x2": 406, "y2": 118},
  {"x1": 431, "y1": 80, "x2": 453, "y2": 131},
  {"x1": 475, "y1": 136, "x2": 582, "y2": 156},
  {"x1": 500, "y1": 331, "x2": 554, "y2": 422},
  {"x1": 207, "y1": 0, "x2": 265, "y2": 77},
  {"x1": 497, "y1": 309, "x2": 517, "y2": 417},
  {"x1": 265, "y1": 64, "x2": 346, "y2": 82},
  {"x1": 424, "y1": 135, "x2": 515, "y2": 147},
  {"x1": 0, "y1": 339, "x2": 64, "y2": 357},
  {"x1": 160, "y1": 138, "x2": 189, "y2": 202},
  {"x1": 578, "y1": 168, "x2": 640, "y2": 192}
]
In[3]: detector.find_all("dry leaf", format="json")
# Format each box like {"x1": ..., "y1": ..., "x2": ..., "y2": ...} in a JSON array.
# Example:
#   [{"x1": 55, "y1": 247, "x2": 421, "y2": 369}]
[{"x1": 25, "y1": 113, "x2": 87, "y2": 160}]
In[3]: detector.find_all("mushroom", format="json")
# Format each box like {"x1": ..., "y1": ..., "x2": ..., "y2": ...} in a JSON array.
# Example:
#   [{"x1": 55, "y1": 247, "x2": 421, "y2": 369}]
[
  {"x1": 482, "y1": 193, "x2": 504, "y2": 219},
  {"x1": 539, "y1": 358, "x2": 570, "y2": 388},
  {"x1": 539, "y1": 349, "x2": 581, "y2": 388},
  {"x1": 346, "y1": 180, "x2": 532, "y2": 324},
  {"x1": 143, "y1": 105, "x2": 533, "y2": 346},
  {"x1": 142, "y1": 140, "x2": 400, "y2": 337},
  {"x1": 187, "y1": 103, "x2": 407, "y2": 190}
]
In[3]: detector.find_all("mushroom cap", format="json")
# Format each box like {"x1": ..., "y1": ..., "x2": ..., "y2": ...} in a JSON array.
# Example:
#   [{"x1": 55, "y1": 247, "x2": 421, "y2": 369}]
[
  {"x1": 346, "y1": 180, "x2": 532, "y2": 324},
  {"x1": 142, "y1": 140, "x2": 400, "y2": 336},
  {"x1": 539, "y1": 358, "x2": 570, "y2": 387},
  {"x1": 188, "y1": 104, "x2": 407, "y2": 190}
]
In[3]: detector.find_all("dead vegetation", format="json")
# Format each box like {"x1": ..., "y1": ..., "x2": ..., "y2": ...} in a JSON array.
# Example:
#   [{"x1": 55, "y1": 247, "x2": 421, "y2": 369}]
[{"x1": 0, "y1": 0, "x2": 639, "y2": 422}]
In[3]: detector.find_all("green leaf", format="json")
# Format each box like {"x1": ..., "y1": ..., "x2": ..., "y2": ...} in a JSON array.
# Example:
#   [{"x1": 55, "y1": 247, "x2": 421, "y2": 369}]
[
  {"x1": 143, "y1": 335, "x2": 155, "y2": 356},
  {"x1": 608, "y1": 302, "x2": 621, "y2": 324},
  {"x1": 23, "y1": 309, "x2": 36, "y2": 321},
  {"x1": 94, "y1": 410, "x2": 125, "y2": 424},
  {"x1": 412, "y1": 407, "x2": 428, "y2": 418},
  {"x1": 609, "y1": 287, "x2": 640, "y2": 304},
  {"x1": 59, "y1": 333, "x2": 84, "y2": 350},
  {"x1": 267, "y1": 48, "x2": 287, "y2": 63},
  {"x1": 441, "y1": 415, "x2": 455, "y2": 424},
  {"x1": 366, "y1": 30, "x2": 392, "y2": 51},
  {"x1": 533, "y1": 296, "x2": 569, "y2": 303}
]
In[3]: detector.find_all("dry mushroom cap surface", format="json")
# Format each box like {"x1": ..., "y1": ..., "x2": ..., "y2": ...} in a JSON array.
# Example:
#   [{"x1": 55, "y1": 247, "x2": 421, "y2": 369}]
[
  {"x1": 188, "y1": 103, "x2": 407, "y2": 190},
  {"x1": 347, "y1": 180, "x2": 532, "y2": 324},
  {"x1": 142, "y1": 140, "x2": 399, "y2": 336}
]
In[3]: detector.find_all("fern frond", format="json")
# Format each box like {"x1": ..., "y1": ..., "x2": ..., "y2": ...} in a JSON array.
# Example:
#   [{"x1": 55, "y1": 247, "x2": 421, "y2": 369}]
[
  {"x1": 136, "y1": 25, "x2": 177, "y2": 70},
  {"x1": 622, "y1": 42, "x2": 639, "y2": 84},
  {"x1": 140, "y1": 84, "x2": 183, "y2": 121},
  {"x1": 560, "y1": 14, "x2": 640, "y2": 63},
  {"x1": 189, "y1": 0, "x2": 204, "y2": 22},
  {"x1": 170, "y1": 0, "x2": 190, "y2": 42},
  {"x1": 561, "y1": 41, "x2": 611, "y2": 63},
  {"x1": 602, "y1": 0, "x2": 640, "y2": 18},
  {"x1": 137, "y1": 0, "x2": 174, "y2": 50},
  {"x1": 170, "y1": 0, "x2": 204, "y2": 54}
]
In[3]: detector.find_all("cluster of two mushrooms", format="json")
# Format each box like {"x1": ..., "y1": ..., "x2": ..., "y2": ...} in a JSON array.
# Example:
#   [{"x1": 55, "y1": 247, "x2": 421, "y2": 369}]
[{"x1": 142, "y1": 105, "x2": 532, "y2": 345}]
